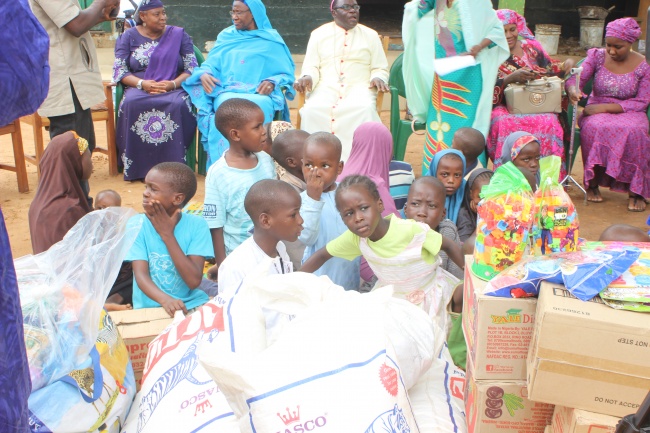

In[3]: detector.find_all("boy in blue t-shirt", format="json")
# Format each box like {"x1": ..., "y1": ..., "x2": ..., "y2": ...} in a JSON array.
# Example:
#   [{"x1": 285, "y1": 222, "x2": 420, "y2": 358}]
[
  {"x1": 127, "y1": 162, "x2": 213, "y2": 317},
  {"x1": 203, "y1": 98, "x2": 276, "y2": 279}
]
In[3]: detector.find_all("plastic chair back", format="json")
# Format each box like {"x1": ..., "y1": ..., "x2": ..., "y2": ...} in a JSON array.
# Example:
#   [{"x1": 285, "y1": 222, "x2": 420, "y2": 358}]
[{"x1": 388, "y1": 53, "x2": 406, "y2": 99}]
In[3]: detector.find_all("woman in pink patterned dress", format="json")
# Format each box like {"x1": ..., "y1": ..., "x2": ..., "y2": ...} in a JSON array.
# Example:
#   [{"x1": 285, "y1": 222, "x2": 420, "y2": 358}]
[
  {"x1": 566, "y1": 18, "x2": 650, "y2": 211},
  {"x1": 489, "y1": 10, "x2": 573, "y2": 178}
]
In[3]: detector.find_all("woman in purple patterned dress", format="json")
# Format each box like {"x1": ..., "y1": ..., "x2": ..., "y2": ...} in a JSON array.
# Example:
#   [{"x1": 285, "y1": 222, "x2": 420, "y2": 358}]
[
  {"x1": 113, "y1": 0, "x2": 198, "y2": 180},
  {"x1": 566, "y1": 18, "x2": 650, "y2": 211}
]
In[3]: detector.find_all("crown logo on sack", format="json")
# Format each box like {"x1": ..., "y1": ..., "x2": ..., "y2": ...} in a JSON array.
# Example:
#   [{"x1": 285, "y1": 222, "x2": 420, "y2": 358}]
[{"x1": 277, "y1": 406, "x2": 301, "y2": 425}]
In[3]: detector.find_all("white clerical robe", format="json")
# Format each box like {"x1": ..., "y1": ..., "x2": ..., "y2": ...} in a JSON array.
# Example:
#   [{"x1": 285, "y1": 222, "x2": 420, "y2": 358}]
[{"x1": 300, "y1": 22, "x2": 389, "y2": 160}]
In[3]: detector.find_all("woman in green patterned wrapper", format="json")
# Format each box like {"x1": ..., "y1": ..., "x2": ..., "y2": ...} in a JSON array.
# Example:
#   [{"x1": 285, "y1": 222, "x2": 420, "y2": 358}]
[{"x1": 402, "y1": 0, "x2": 509, "y2": 174}]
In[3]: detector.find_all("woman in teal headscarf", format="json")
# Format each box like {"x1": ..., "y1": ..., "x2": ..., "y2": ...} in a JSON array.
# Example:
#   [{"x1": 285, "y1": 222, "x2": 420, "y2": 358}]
[
  {"x1": 183, "y1": 0, "x2": 295, "y2": 166},
  {"x1": 402, "y1": 0, "x2": 509, "y2": 174}
]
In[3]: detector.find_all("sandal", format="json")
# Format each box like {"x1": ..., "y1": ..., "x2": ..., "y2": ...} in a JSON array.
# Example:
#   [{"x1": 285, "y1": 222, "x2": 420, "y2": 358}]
[
  {"x1": 586, "y1": 187, "x2": 603, "y2": 203},
  {"x1": 628, "y1": 194, "x2": 648, "y2": 212}
]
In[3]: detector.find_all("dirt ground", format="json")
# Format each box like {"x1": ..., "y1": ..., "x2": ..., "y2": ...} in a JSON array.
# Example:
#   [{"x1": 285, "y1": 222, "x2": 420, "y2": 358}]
[{"x1": 2, "y1": 107, "x2": 648, "y2": 259}]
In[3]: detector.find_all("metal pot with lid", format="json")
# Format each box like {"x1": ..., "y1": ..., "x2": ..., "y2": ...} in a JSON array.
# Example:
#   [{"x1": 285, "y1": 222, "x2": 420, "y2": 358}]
[{"x1": 577, "y1": 6, "x2": 614, "y2": 20}]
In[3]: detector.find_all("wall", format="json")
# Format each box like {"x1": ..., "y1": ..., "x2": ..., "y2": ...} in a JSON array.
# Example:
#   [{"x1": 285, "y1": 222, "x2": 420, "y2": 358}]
[
  {"x1": 524, "y1": 0, "x2": 638, "y2": 39},
  {"x1": 164, "y1": 0, "x2": 331, "y2": 53}
]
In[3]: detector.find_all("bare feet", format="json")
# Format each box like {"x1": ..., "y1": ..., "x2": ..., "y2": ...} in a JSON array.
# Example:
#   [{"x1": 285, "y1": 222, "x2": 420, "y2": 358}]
[
  {"x1": 586, "y1": 187, "x2": 603, "y2": 203},
  {"x1": 628, "y1": 194, "x2": 647, "y2": 212},
  {"x1": 104, "y1": 303, "x2": 133, "y2": 312}
]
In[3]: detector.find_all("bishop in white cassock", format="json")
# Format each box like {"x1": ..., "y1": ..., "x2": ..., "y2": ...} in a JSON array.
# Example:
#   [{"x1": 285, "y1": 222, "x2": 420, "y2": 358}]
[{"x1": 294, "y1": 0, "x2": 390, "y2": 161}]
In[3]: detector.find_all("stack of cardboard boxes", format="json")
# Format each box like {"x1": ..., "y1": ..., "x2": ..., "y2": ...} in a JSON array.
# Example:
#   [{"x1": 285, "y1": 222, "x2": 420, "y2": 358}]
[
  {"x1": 527, "y1": 282, "x2": 650, "y2": 433},
  {"x1": 463, "y1": 255, "x2": 650, "y2": 433},
  {"x1": 463, "y1": 257, "x2": 554, "y2": 433}
]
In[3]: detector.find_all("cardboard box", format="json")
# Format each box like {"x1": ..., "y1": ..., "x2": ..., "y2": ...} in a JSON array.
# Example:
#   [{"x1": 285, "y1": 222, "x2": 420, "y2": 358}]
[
  {"x1": 109, "y1": 308, "x2": 173, "y2": 390},
  {"x1": 463, "y1": 256, "x2": 538, "y2": 380},
  {"x1": 552, "y1": 406, "x2": 619, "y2": 433},
  {"x1": 465, "y1": 358, "x2": 554, "y2": 433},
  {"x1": 527, "y1": 283, "x2": 650, "y2": 417}
]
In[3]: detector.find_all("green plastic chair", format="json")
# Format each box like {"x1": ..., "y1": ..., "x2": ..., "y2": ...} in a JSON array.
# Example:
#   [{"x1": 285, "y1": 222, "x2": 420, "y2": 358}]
[
  {"x1": 114, "y1": 45, "x2": 206, "y2": 174},
  {"x1": 389, "y1": 53, "x2": 426, "y2": 161},
  {"x1": 565, "y1": 57, "x2": 650, "y2": 174}
]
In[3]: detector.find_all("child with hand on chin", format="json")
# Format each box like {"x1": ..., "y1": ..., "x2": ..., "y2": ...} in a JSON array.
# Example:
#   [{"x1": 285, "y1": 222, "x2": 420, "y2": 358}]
[
  {"x1": 127, "y1": 162, "x2": 213, "y2": 317},
  {"x1": 301, "y1": 175, "x2": 463, "y2": 333},
  {"x1": 298, "y1": 132, "x2": 361, "y2": 290},
  {"x1": 218, "y1": 179, "x2": 304, "y2": 299},
  {"x1": 203, "y1": 98, "x2": 277, "y2": 280}
]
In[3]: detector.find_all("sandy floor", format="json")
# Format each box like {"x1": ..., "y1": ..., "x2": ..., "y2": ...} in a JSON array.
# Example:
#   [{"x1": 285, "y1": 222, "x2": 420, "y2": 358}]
[{"x1": 2, "y1": 106, "x2": 648, "y2": 260}]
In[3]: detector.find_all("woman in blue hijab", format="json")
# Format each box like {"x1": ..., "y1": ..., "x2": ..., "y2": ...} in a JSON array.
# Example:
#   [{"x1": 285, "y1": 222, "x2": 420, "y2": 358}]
[
  {"x1": 427, "y1": 148, "x2": 467, "y2": 224},
  {"x1": 183, "y1": 0, "x2": 295, "y2": 166}
]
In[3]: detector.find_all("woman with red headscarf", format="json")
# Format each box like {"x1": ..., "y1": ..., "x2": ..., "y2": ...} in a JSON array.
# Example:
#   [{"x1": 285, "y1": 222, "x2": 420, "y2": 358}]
[
  {"x1": 567, "y1": 18, "x2": 650, "y2": 211},
  {"x1": 488, "y1": 9, "x2": 573, "y2": 179}
]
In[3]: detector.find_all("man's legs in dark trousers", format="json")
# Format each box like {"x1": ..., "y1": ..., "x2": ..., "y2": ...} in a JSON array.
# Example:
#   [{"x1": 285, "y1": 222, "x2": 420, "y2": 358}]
[{"x1": 48, "y1": 81, "x2": 96, "y2": 207}]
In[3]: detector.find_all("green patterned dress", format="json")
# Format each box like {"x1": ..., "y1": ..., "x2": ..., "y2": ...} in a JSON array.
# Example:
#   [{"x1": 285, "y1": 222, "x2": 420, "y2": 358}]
[{"x1": 420, "y1": 0, "x2": 483, "y2": 173}]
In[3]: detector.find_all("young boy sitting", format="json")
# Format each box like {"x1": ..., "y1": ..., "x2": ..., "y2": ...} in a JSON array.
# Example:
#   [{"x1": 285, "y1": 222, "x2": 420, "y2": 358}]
[
  {"x1": 127, "y1": 162, "x2": 214, "y2": 317},
  {"x1": 94, "y1": 189, "x2": 122, "y2": 209},
  {"x1": 94, "y1": 190, "x2": 133, "y2": 311},
  {"x1": 452, "y1": 127, "x2": 486, "y2": 179},
  {"x1": 298, "y1": 132, "x2": 360, "y2": 290},
  {"x1": 203, "y1": 98, "x2": 276, "y2": 279},
  {"x1": 404, "y1": 177, "x2": 463, "y2": 279},
  {"x1": 272, "y1": 129, "x2": 310, "y2": 270},
  {"x1": 272, "y1": 129, "x2": 310, "y2": 193},
  {"x1": 218, "y1": 179, "x2": 303, "y2": 298}
]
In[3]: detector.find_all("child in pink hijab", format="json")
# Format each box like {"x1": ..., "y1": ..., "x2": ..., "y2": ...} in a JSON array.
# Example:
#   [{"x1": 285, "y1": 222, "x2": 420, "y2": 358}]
[
  {"x1": 338, "y1": 122, "x2": 399, "y2": 285},
  {"x1": 338, "y1": 122, "x2": 399, "y2": 217}
]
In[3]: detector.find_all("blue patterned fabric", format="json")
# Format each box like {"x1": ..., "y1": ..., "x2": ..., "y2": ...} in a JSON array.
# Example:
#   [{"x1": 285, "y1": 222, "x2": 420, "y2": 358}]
[
  {"x1": 0, "y1": 0, "x2": 49, "y2": 126},
  {"x1": 0, "y1": 208, "x2": 31, "y2": 433}
]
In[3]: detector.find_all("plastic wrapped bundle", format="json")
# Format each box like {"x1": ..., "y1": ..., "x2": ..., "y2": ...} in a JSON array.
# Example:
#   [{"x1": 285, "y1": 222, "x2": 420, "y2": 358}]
[
  {"x1": 531, "y1": 156, "x2": 579, "y2": 255},
  {"x1": 472, "y1": 163, "x2": 534, "y2": 280}
]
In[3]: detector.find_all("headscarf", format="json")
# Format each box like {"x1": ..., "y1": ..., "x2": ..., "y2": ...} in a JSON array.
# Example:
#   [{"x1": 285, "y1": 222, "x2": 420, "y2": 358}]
[
  {"x1": 135, "y1": 0, "x2": 165, "y2": 24},
  {"x1": 498, "y1": 131, "x2": 537, "y2": 165},
  {"x1": 29, "y1": 131, "x2": 92, "y2": 254},
  {"x1": 138, "y1": 0, "x2": 164, "y2": 11},
  {"x1": 497, "y1": 131, "x2": 541, "y2": 183},
  {"x1": 427, "y1": 149, "x2": 467, "y2": 224},
  {"x1": 462, "y1": 168, "x2": 493, "y2": 215},
  {"x1": 606, "y1": 18, "x2": 642, "y2": 44},
  {"x1": 269, "y1": 121, "x2": 294, "y2": 141},
  {"x1": 496, "y1": 9, "x2": 535, "y2": 40},
  {"x1": 458, "y1": 167, "x2": 493, "y2": 241},
  {"x1": 338, "y1": 122, "x2": 399, "y2": 217},
  {"x1": 219, "y1": 0, "x2": 292, "y2": 47}
]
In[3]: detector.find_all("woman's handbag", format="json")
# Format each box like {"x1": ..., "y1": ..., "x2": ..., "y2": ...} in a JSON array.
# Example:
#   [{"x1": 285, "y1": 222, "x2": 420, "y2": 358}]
[{"x1": 504, "y1": 76, "x2": 563, "y2": 115}]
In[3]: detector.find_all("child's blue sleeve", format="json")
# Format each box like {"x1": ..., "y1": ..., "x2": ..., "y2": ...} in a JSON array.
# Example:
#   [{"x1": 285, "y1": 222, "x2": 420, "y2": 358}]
[
  {"x1": 125, "y1": 215, "x2": 147, "y2": 262},
  {"x1": 187, "y1": 216, "x2": 215, "y2": 259},
  {"x1": 298, "y1": 192, "x2": 325, "y2": 246}
]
